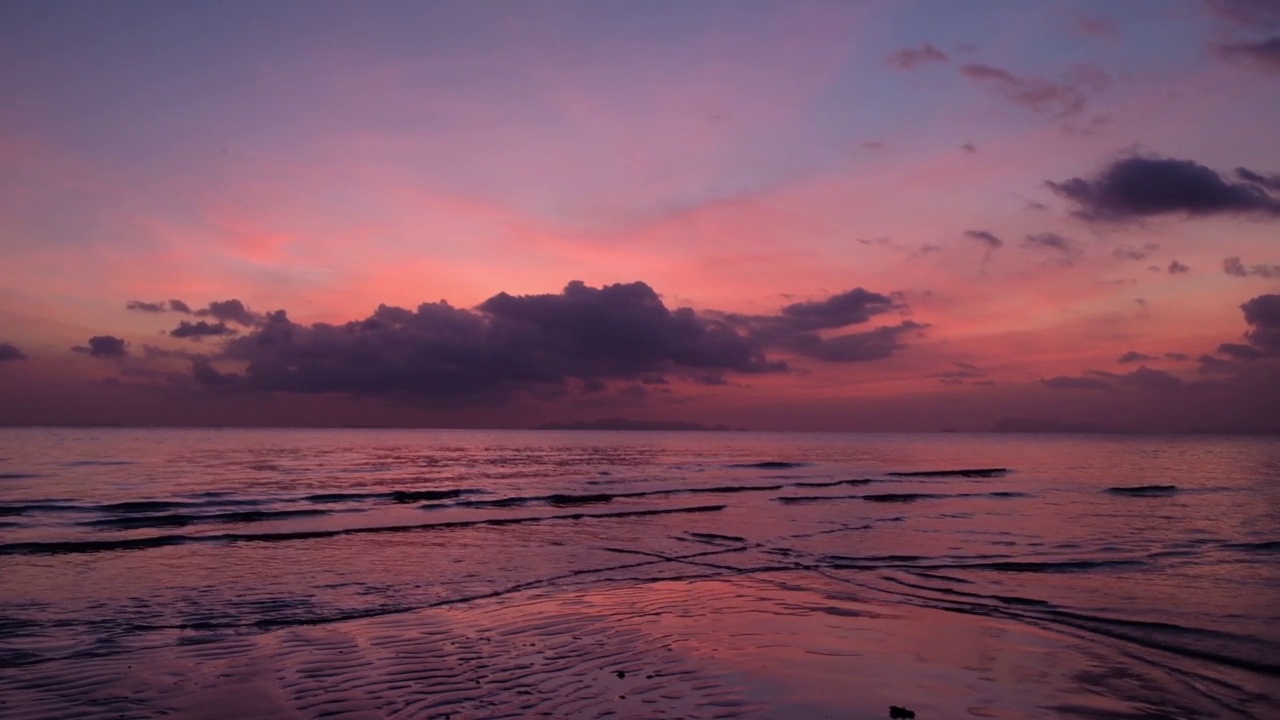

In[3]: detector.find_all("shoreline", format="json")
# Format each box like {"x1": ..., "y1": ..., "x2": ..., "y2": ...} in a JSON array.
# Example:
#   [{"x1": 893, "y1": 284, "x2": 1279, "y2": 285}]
[{"x1": 1, "y1": 571, "x2": 1256, "y2": 719}]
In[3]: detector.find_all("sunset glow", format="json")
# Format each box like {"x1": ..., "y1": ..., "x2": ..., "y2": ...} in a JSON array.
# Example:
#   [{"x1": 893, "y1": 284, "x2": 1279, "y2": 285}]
[{"x1": 1, "y1": 0, "x2": 1277, "y2": 431}]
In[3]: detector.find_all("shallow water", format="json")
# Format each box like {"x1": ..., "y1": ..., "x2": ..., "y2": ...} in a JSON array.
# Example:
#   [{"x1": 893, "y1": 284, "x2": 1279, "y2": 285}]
[{"x1": 1, "y1": 428, "x2": 1277, "y2": 718}]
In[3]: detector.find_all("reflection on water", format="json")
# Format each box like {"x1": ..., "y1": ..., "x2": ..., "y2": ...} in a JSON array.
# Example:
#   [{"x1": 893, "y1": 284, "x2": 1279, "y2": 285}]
[{"x1": 0, "y1": 428, "x2": 1277, "y2": 718}]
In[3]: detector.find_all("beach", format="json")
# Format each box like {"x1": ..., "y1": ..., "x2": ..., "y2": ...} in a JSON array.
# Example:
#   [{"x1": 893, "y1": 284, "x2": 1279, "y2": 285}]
[{"x1": 1, "y1": 429, "x2": 1277, "y2": 718}]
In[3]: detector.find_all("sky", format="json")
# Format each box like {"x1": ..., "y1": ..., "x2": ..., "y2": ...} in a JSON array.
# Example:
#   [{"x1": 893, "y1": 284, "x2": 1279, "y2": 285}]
[{"x1": 1, "y1": 0, "x2": 1278, "y2": 432}]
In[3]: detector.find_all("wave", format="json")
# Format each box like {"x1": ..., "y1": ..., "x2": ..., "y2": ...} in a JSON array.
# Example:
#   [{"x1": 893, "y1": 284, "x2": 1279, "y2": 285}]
[
  {"x1": 0, "y1": 473, "x2": 41, "y2": 480},
  {"x1": 1105, "y1": 485, "x2": 1178, "y2": 497},
  {"x1": 861, "y1": 493, "x2": 947, "y2": 503},
  {"x1": 0, "y1": 504, "x2": 727, "y2": 556},
  {"x1": 951, "y1": 559, "x2": 1146, "y2": 573},
  {"x1": 0, "y1": 502, "x2": 79, "y2": 516},
  {"x1": 790, "y1": 479, "x2": 874, "y2": 488},
  {"x1": 729, "y1": 461, "x2": 807, "y2": 469},
  {"x1": 1223, "y1": 540, "x2": 1280, "y2": 553},
  {"x1": 390, "y1": 489, "x2": 482, "y2": 503},
  {"x1": 776, "y1": 490, "x2": 1027, "y2": 505},
  {"x1": 886, "y1": 468, "x2": 1007, "y2": 477},
  {"x1": 446, "y1": 483, "x2": 789, "y2": 510},
  {"x1": 63, "y1": 460, "x2": 135, "y2": 467},
  {"x1": 686, "y1": 532, "x2": 746, "y2": 543},
  {"x1": 80, "y1": 508, "x2": 335, "y2": 530}
]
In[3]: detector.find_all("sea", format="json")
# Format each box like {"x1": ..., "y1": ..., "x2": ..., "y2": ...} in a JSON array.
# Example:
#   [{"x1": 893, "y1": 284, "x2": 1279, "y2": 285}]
[{"x1": 0, "y1": 428, "x2": 1276, "y2": 719}]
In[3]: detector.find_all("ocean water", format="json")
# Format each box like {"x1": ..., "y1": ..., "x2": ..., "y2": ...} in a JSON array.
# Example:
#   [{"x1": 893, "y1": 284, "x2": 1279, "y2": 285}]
[{"x1": 0, "y1": 428, "x2": 1276, "y2": 719}]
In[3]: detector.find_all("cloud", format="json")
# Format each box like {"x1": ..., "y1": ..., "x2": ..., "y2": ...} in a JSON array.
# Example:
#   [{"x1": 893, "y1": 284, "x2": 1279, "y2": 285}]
[
  {"x1": 1202, "y1": 0, "x2": 1280, "y2": 28},
  {"x1": 1215, "y1": 36, "x2": 1280, "y2": 72},
  {"x1": 1167, "y1": 260, "x2": 1191, "y2": 274},
  {"x1": 885, "y1": 43, "x2": 949, "y2": 70},
  {"x1": 195, "y1": 299, "x2": 258, "y2": 326},
  {"x1": 1112, "y1": 242, "x2": 1161, "y2": 261},
  {"x1": 1043, "y1": 366, "x2": 1184, "y2": 392},
  {"x1": 185, "y1": 281, "x2": 929, "y2": 402},
  {"x1": 961, "y1": 142, "x2": 977, "y2": 154},
  {"x1": 1042, "y1": 375, "x2": 1112, "y2": 390},
  {"x1": 1115, "y1": 366, "x2": 1183, "y2": 391},
  {"x1": 1020, "y1": 232, "x2": 1082, "y2": 264},
  {"x1": 1047, "y1": 156, "x2": 1280, "y2": 222},
  {"x1": 765, "y1": 288, "x2": 901, "y2": 333},
  {"x1": 0, "y1": 343, "x2": 27, "y2": 362},
  {"x1": 142, "y1": 345, "x2": 208, "y2": 362},
  {"x1": 169, "y1": 321, "x2": 239, "y2": 340},
  {"x1": 1205, "y1": 293, "x2": 1280, "y2": 365},
  {"x1": 959, "y1": 63, "x2": 1105, "y2": 118},
  {"x1": 1165, "y1": 352, "x2": 1192, "y2": 361},
  {"x1": 126, "y1": 299, "x2": 193, "y2": 314},
  {"x1": 1236, "y1": 167, "x2": 1280, "y2": 191},
  {"x1": 1223, "y1": 256, "x2": 1280, "y2": 278},
  {"x1": 785, "y1": 321, "x2": 927, "y2": 363},
  {"x1": 1117, "y1": 351, "x2": 1154, "y2": 363},
  {"x1": 1241, "y1": 293, "x2": 1280, "y2": 352},
  {"x1": 963, "y1": 229, "x2": 1004, "y2": 249},
  {"x1": 934, "y1": 361, "x2": 994, "y2": 386},
  {"x1": 198, "y1": 281, "x2": 787, "y2": 400},
  {"x1": 72, "y1": 335, "x2": 128, "y2": 358}
]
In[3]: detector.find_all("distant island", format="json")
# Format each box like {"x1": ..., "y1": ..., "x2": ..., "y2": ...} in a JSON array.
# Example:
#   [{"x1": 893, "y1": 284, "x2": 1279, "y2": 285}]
[{"x1": 535, "y1": 417, "x2": 744, "y2": 432}]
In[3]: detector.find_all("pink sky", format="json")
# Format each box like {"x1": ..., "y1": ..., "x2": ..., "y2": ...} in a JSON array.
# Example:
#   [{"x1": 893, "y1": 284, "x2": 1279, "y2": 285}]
[{"x1": 1, "y1": 0, "x2": 1278, "y2": 431}]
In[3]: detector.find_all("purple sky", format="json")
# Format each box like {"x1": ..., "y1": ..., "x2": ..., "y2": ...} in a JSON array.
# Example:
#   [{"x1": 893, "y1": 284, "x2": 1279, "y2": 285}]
[{"x1": 1, "y1": 0, "x2": 1278, "y2": 431}]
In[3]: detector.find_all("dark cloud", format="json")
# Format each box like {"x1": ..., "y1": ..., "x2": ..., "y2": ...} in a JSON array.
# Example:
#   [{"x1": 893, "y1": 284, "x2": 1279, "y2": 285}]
[
  {"x1": 170, "y1": 321, "x2": 238, "y2": 340},
  {"x1": 1202, "y1": 0, "x2": 1280, "y2": 28},
  {"x1": 1042, "y1": 376, "x2": 1112, "y2": 390},
  {"x1": 961, "y1": 142, "x2": 977, "y2": 154},
  {"x1": 200, "y1": 282, "x2": 786, "y2": 400},
  {"x1": 0, "y1": 343, "x2": 27, "y2": 362},
  {"x1": 963, "y1": 229, "x2": 1004, "y2": 249},
  {"x1": 142, "y1": 345, "x2": 208, "y2": 362},
  {"x1": 1115, "y1": 366, "x2": 1183, "y2": 391},
  {"x1": 1165, "y1": 352, "x2": 1192, "y2": 361},
  {"x1": 959, "y1": 63, "x2": 1104, "y2": 118},
  {"x1": 723, "y1": 289, "x2": 925, "y2": 363},
  {"x1": 1241, "y1": 294, "x2": 1280, "y2": 352},
  {"x1": 934, "y1": 361, "x2": 993, "y2": 386},
  {"x1": 1217, "y1": 342, "x2": 1270, "y2": 360},
  {"x1": 195, "y1": 299, "x2": 258, "y2": 326},
  {"x1": 1044, "y1": 366, "x2": 1184, "y2": 392},
  {"x1": 1223, "y1": 256, "x2": 1280, "y2": 278},
  {"x1": 1204, "y1": 294, "x2": 1280, "y2": 366},
  {"x1": 1216, "y1": 36, "x2": 1280, "y2": 71},
  {"x1": 189, "y1": 281, "x2": 927, "y2": 401},
  {"x1": 1117, "y1": 351, "x2": 1154, "y2": 363},
  {"x1": 885, "y1": 43, "x2": 949, "y2": 70},
  {"x1": 1020, "y1": 232, "x2": 1082, "y2": 264},
  {"x1": 1112, "y1": 242, "x2": 1160, "y2": 261},
  {"x1": 786, "y1": 321, "x2": 927, "y2": 363},
  {"x1": 126, "y1": 299, "x2": 192, "y2": 314},
  {"x1": 1167, "y1": 260, "x2": 1191, "y2": 274},
  {"x1": 1236, "y1": 167, "x2": 1280, "y2": 191},
  {"x1": 73, "y1": 336, "x2": 129, "y2": 358},
  {"x1": 192, "y1": 360, "x2": 238, "y2": 387},
  {"x1": 1047, "y1": 156, "x2": 1280, "y2": 222},
  {"x1": 125, "y1": 301, "x2": 167, "y2": 313},
  {"x1": 772, "y1": 288, "x2": 900, "y2": 332}
]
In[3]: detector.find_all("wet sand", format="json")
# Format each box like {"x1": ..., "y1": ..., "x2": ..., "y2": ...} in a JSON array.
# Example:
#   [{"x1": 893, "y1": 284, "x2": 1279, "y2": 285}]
[{"x1": 0, "y1": 570, "x2": 1242, "y2": 719}]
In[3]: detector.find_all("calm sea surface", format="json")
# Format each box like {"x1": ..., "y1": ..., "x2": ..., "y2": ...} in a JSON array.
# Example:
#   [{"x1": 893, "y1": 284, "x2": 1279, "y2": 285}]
[{"x1": 1, "y1": 429, "x2": 1277, "y2": 718}]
